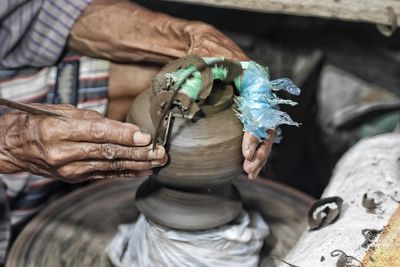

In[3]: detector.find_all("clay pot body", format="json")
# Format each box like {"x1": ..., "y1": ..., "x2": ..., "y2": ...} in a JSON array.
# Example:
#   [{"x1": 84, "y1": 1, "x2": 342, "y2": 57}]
[
  {"x1": 127, "y1": 87, "x2": 244, "y2": 188},
  {"x1": 126, "y1": 55, "x2": 245, "y2": 230}
]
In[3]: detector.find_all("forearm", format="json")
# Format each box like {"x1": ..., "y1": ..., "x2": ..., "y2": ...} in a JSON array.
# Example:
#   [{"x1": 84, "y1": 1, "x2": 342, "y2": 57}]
[{"x1": 69, "y1": 0, "x2": 200, "y2": 64}]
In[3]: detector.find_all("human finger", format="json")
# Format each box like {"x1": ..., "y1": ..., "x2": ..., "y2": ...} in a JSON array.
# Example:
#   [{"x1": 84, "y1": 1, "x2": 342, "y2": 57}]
[
  {"x1": 249, "y1": 140, "x2": 273, "y2": 178},
  {"x1": 242, "y1": 142, "x2": 266, "y2": 177},
  {"x1": 244, "y1": 137, "x2": 274, "y2": 179},
  {"x1": 242, "y1": 132, "x2": 259, "y2": 161},
  {"x1": 63, "y1": 118, "x2": 151, "y2": 146},
  {"x1": 56, "y1": 158, "x2": 167, "y2": 182},
  {"x1": 247, "y1": 157, "x2": 268, "y2": 180},
  {"x1": 45, "y1": 143, "x2": 166, "y2": 166}
]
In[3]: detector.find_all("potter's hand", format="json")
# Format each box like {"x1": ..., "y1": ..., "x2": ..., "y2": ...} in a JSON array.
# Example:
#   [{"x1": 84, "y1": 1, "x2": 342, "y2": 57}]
[
  {"x1": 69, "y1": 0, "x2": 249, "y2": 116},
  {"x1": 0, "y1": 104, "x2": 166, "y2": 183},
  {"x1": 242, "y1": 130, "x2": 274, "y2": 179},
  {"x1": 185, "y1": 23, "x2": 248, "y2": 61},
  {"x1": 69, "y1": 0, "x2": 248, "y2": 63}
]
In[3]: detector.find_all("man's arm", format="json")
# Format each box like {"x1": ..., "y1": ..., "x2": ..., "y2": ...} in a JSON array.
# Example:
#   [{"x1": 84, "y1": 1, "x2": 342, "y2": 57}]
[{"x1": 68, "y1": 0, "x2": 247, "y2": 63}]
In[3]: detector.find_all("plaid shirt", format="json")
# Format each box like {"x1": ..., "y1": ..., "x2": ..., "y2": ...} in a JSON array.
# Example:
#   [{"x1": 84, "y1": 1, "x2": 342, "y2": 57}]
[{"x1": 1, "y1": 0, "x2": 92, "y2": 68}]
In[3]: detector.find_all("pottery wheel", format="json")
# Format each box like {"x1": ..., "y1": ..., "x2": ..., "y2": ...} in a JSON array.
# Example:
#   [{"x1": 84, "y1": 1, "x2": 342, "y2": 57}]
[
  {"x1": 6, "y1": 177, "x2": 313, "y2": 267},
  {"x1": 136, "y1": 179, "x2": 242, "y2": 230}
]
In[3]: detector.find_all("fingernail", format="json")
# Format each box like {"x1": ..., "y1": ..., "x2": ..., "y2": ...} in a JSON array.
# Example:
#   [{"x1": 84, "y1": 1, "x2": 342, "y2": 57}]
[
  {"x1": 148, "y1": 146, "x2": 166, "y2": 159},
  {"x1": 133, "y1": 131, "x2": 151, "y2": 145},
  {"x1": 151, "y1": 159, "x2": 166, "y2": 167}
]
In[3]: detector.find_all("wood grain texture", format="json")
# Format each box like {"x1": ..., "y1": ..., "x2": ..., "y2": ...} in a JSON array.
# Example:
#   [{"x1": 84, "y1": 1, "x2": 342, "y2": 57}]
[
  {"x1": 163, "y1": 0, "x2": 400, "y2": 25},
  {"x1": 6, "y1": 177, "x2": 314, "y2": 267}
]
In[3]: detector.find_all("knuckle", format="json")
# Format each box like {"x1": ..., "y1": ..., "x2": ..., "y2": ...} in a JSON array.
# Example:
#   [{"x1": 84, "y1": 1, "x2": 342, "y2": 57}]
[
  {"x1": 56, "y1": 165, "x2": 87, "y2": 183},
  {"x1": 128, "y1": 148, "x2": 138, "y2": 159},
  {"x1": 45, "y1": 149, "x2": 63, "y2": 166},
  {"x1": 26, "y1": 118, "x2": 54, "y2": 155},
  {"x1": 100, "y1": 143, "x2": 118, "y2": 160},
  {"x1": 195, "y1": 22, "x2": 216, "y2": 33},
  {"x1": 36, "y1": 118, "x2": 59, "y2": 142},
  {"x1": 56, "y1": 166, "x2": 72, "y2": 178},
  {"x1": 132, "y1": 148, "x2": 146, "y2": 160},
  {"x1": 90, "y1": 119, "x2": 108, "y2": 140}
]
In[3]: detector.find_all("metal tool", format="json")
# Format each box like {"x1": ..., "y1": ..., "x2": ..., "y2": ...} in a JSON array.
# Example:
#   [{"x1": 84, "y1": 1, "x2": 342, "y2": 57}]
[
  {"x1": 151, "y1": 56, "x2": 243, "y2": 150},
  {"x1": 0, "y1": 98, "x2": 63, "y2": 117},
  {"x1": 151, "y1": 72, "x2": 202, "y2": 150}
]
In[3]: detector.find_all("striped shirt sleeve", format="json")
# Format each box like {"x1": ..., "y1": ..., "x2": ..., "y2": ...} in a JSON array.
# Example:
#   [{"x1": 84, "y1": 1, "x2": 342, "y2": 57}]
[{"x1": 0, "y1": 0, "x2": 92, "y2": 68}]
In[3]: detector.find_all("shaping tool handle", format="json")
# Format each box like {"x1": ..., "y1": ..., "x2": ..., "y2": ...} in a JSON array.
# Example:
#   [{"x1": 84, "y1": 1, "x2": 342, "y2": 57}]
[{"x1": 0, "y1": 98, "x2": 63, "y2": 117}]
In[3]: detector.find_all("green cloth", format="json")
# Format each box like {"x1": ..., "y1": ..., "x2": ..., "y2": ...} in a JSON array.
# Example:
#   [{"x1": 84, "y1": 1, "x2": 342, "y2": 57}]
[{"x1": 170, "y1": 64, "x2": 230, "y2": 100}]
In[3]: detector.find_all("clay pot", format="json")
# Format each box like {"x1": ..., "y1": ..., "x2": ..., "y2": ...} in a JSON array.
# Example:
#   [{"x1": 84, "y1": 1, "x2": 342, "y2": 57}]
[
  {"x1": 126, "y1": 83, "x2": 244, "y2": 189},
  {"x1": 126, "y1": 56, "x2": 245, "y2": 230}
]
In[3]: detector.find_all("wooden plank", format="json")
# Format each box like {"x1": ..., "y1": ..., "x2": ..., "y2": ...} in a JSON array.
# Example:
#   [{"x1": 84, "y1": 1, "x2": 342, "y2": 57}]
[{"x1": 164, "y1": 0, "x2": 400, "y2": 26}]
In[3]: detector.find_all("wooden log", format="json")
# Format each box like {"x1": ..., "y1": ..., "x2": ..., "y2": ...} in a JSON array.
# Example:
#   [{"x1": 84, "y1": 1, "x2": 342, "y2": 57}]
[{"x1": 163, "y1": 0, "x2": 400, "y2": 26}]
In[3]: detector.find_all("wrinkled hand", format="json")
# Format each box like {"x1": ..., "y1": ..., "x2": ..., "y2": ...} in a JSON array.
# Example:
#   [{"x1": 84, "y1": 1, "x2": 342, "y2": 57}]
[
  {"x1": 0, "y1": 104, "x2": 167, "y2": 183},
  {"x1": 69, "y1": 1, "x2": 249, "y2": 64}
]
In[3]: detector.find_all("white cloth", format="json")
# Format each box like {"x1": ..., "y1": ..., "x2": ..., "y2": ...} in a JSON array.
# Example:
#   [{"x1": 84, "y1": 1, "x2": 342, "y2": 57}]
[
  {"x1": 106, "y1": 211, "x2": 269, "y2": 267},
  {"x1": 282, "y1": 133, "x2": 400, "y2": 266}
]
